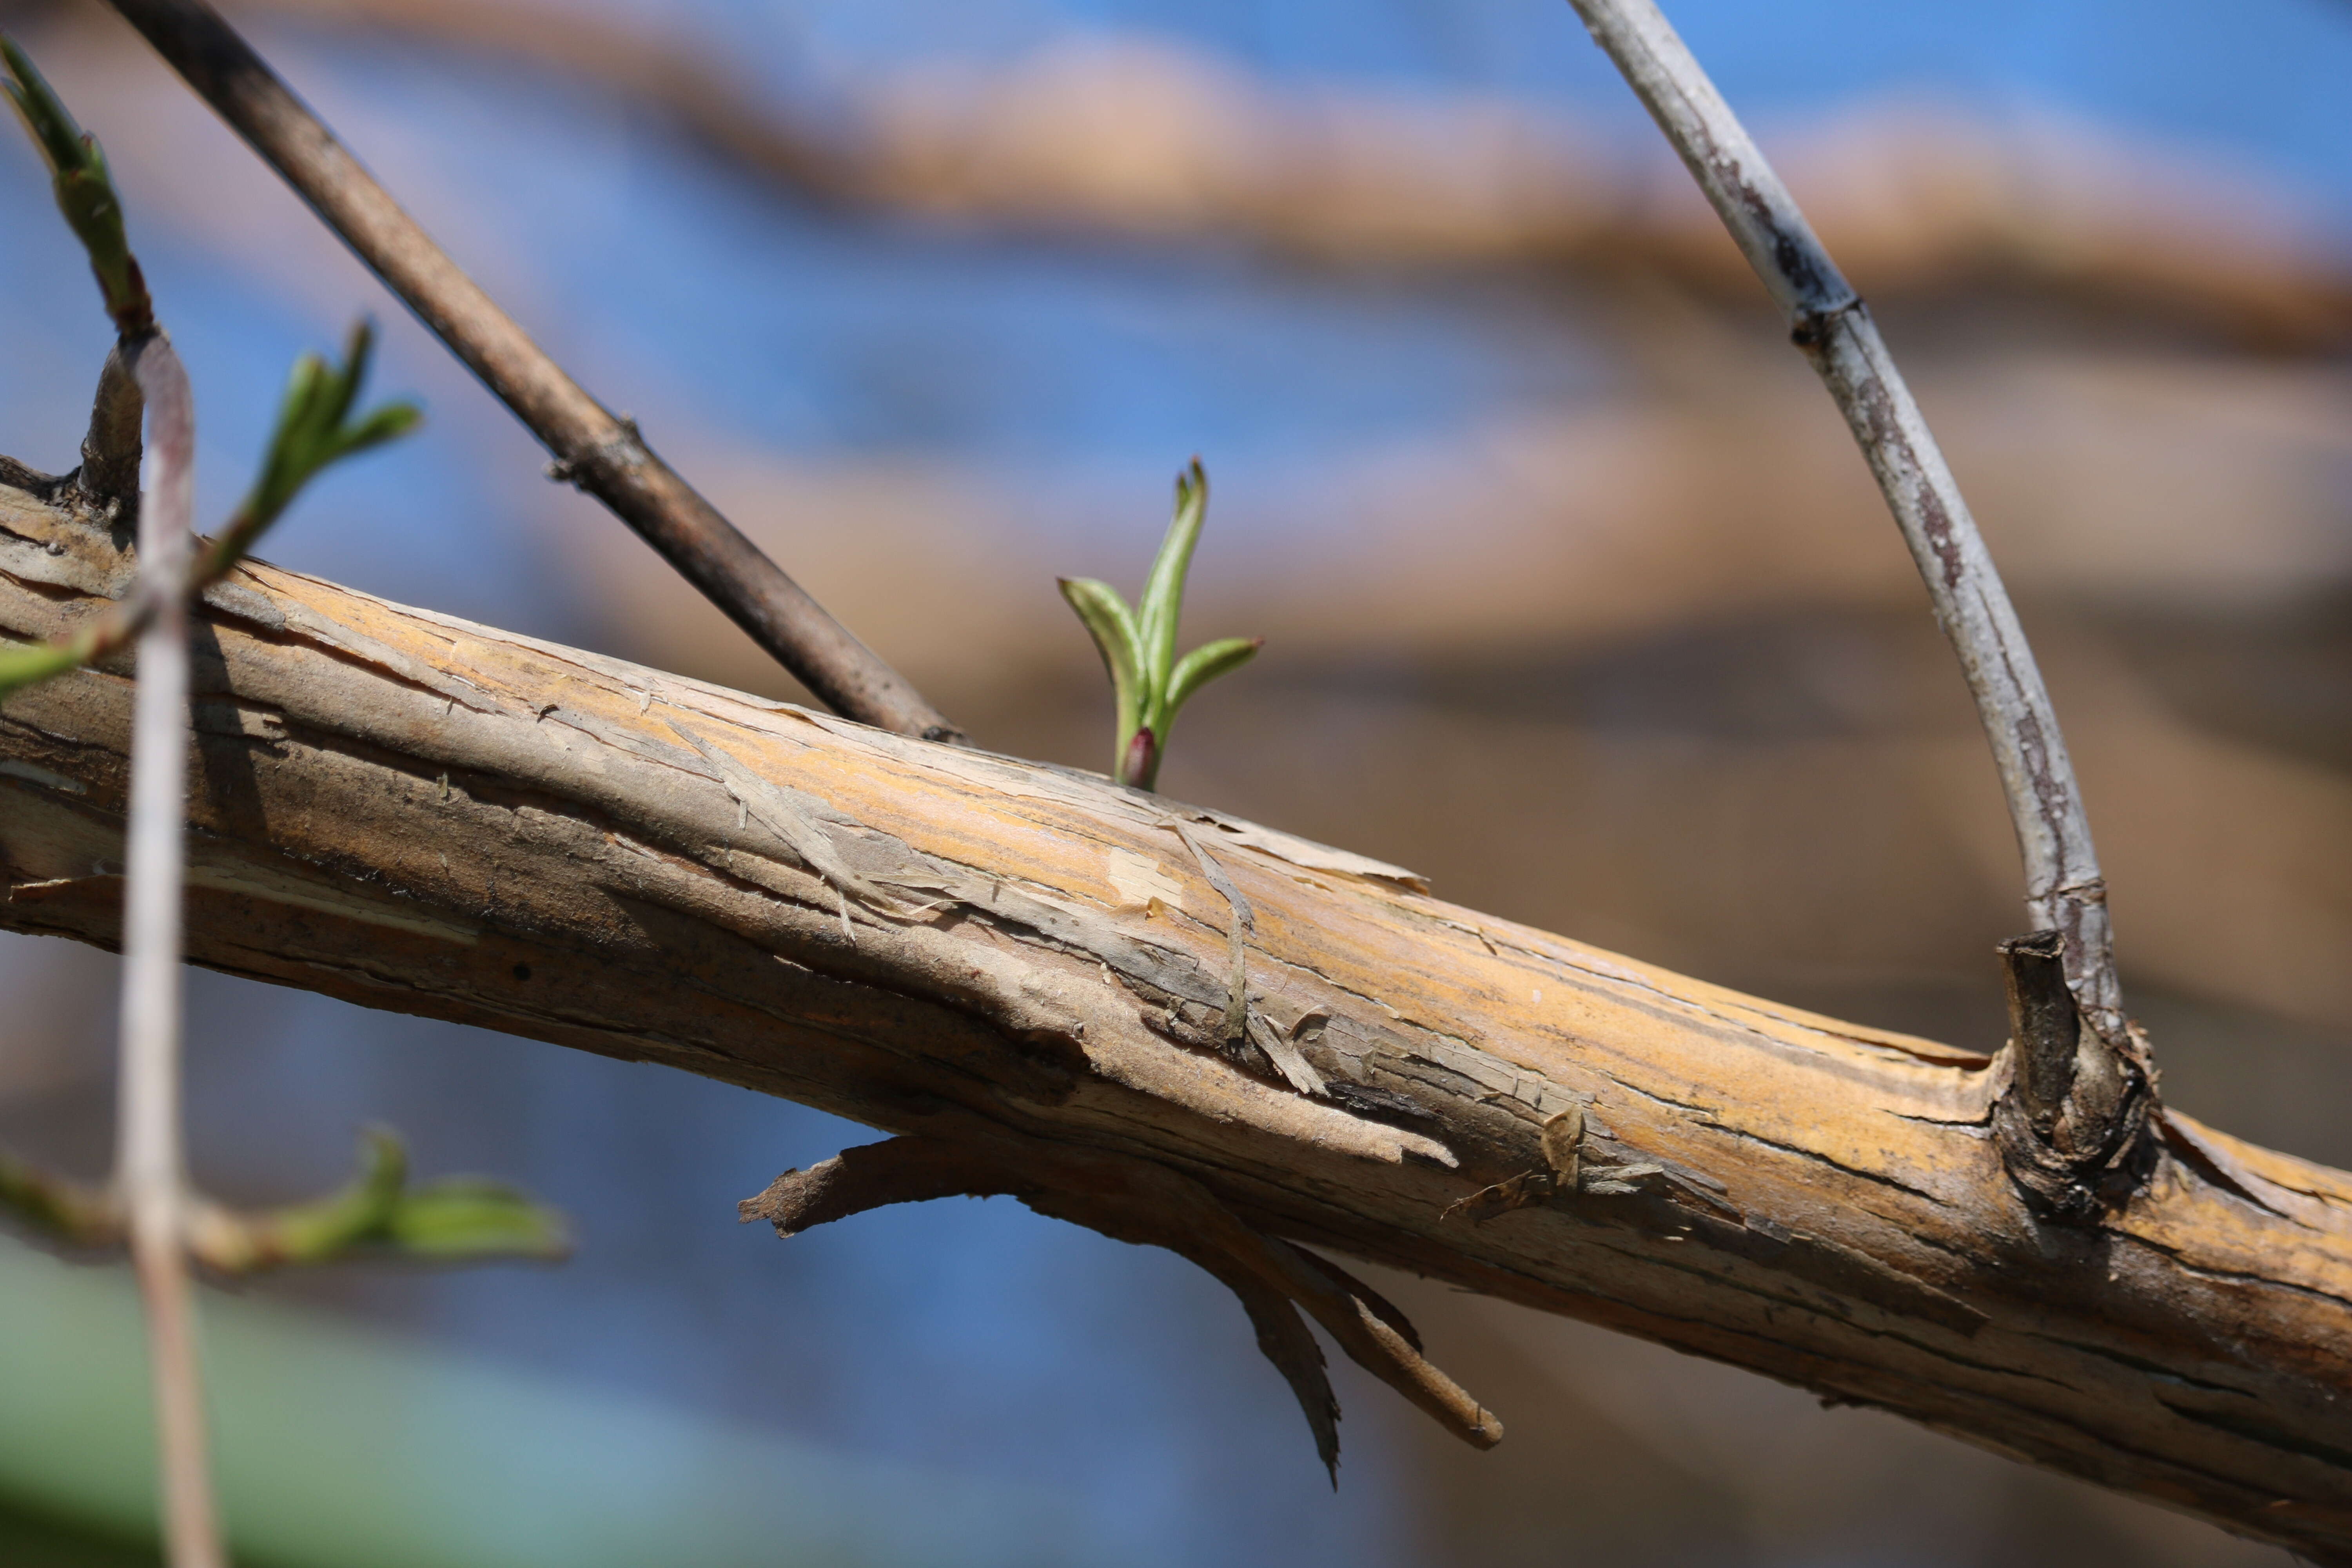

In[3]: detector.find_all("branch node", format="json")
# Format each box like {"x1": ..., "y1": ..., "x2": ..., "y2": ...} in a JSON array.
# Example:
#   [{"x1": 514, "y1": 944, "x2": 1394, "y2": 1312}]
[
  {"x1": 1786, "y1": 292, "x2": 1867, "y2": 350},
  {"x1": 68, "y1": 342, "x2": 145, "y2": 530},
  {"x1": 1991, "y1": 931, "x2": 2158, "y2": 1223}
]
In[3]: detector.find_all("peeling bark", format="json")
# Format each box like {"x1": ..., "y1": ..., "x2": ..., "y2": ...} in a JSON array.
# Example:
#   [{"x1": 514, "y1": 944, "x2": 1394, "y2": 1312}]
[{"x1": 3, "y1": 484, "x2": 2352, "y2": 1559}]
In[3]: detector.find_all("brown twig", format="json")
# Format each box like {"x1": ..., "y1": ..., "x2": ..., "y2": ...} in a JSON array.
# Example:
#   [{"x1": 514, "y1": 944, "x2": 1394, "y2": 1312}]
[
  {"x1": 741, "y1": 1134, "x2": 1501, "y2": 1479},
  {"x1": 103, "y1": 0, "x2": 965, "y2": 743},
  {"x1": 1562, "y1": 0, "x2": 2154, "y2": 1209}
]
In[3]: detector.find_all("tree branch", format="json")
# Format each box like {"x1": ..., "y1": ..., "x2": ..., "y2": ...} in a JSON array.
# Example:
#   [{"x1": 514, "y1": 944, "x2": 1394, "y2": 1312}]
[
  {"x1": 1563, "y1": 0, "x2": 2154, "y2": 1219},
  {"x1": 0, "y1": 482, "x2": 2348, "y2": 1559},
  {"x1": 101, "y1": 0, "x2": 964, "y2": 743}
]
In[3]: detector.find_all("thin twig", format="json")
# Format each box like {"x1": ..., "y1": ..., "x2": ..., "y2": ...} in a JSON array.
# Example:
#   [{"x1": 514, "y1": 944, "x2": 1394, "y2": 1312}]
[
  {"x1": 0, "y1": 1126, "x2": 570, "y2": 1271},
  {"x1": 1563, "y1": 0, "x2": 2125, "y2": 1047},
  {"x1": 103, "y1": 0, "x2": 965, "y2": 745},
  {"x1": 116, "y1": 331, "x2": 226, "y2": 1568}
]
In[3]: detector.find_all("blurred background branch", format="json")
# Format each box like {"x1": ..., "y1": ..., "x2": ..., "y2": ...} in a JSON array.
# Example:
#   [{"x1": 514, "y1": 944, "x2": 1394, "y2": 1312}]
[{"x1": 47, "y1": 0, "x2": 2350, "y2": 350}]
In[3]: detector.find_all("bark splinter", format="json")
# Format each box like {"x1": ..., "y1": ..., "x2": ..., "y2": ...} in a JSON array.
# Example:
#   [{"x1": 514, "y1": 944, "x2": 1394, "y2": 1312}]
[{"x1": 740, "y1": 1134, "x2": 1503, "y2": 1480}]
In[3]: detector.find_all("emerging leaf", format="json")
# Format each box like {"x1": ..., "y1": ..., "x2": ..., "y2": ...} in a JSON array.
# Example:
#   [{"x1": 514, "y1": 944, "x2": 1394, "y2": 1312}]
[
  {"x1": 1057, "y1": 575, "x2": 1145, "y2": 753},
  {"x1": 1165, "y1": 635, "x2": 1263, "y2": 721},
  {"x1": 1136, "y1": 458, "x2": 1209, "y2": 684},
  {"x1": 387, "y1": 1178, "x2": 572, "y2": 1262},
  {"x1": 0, "y1": 321, "x2": 420, "y2": 706},
  {"x1": 225, "y1": 319, "x2": 424, "y2": 563},
  {"x1": 2, "y1": 34, "x2": 152, "y2": 336},
  {"x1": 1058, "y1": 460, "x2": 1260, "y2": 791},
  {"x1": 208, "y1": 1127, "x2": 569, "y2": 1271},
  {"x1": 0, "y1": 639, "x2": 89, "y2": 701}
]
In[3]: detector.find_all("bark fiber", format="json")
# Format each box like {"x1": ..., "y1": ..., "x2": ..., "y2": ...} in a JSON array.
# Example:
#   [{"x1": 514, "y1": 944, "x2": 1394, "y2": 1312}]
[{"x1": 2, "y1": 483, "x2": 2350, "y2": 1559}]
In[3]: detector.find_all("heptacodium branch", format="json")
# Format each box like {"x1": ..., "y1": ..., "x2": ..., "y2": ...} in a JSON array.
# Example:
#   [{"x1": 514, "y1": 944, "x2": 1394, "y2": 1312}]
[
  {"x1": 1060, "y1": 459, "x2": 1262, "y2": 790},
  {"x1": 1559, "y1": 0, "x2": 2157, "y2": 1220}
]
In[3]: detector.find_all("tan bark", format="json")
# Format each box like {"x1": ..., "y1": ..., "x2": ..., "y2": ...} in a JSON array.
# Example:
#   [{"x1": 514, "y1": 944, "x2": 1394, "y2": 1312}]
[{"x1": 4, "y1": 481, "x2": 2351, "y2": 1560}]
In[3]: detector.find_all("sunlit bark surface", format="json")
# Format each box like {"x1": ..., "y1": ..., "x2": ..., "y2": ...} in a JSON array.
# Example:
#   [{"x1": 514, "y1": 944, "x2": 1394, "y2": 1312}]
[{"x1": 3, "y1": 482, "x2": 2350, "y2": 1561}]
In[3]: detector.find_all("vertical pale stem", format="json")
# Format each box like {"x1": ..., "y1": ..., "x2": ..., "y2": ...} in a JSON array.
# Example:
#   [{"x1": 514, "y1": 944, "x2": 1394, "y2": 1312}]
[
  {"x1": 1561, "y1": 0, "x2": 2123, "y2": 1042},
  {"x1": 116, "y1": 337, "x2": 225, "y2": 1568}
]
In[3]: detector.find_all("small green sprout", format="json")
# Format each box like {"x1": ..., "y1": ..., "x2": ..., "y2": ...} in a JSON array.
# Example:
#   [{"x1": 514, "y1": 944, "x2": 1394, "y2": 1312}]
[
  {"x1": 0, "y1": 1127, "x2": 568, "y2": 1271},
  {"x1": 1060, "y1": 459, "x2": 1261, "y2": 791},
  {"x1": 0, "y1": 33, "x2": 422, "y2": 703},
  {"x1": 2, "y1": 34, "x2": 152, "y2": 336},
  {"x1": 201, "y1": 318, "x2": 423, "y2": 578},
  {"x1": 215, "y1": 1126, "x2": 571, "y2": 1272}
]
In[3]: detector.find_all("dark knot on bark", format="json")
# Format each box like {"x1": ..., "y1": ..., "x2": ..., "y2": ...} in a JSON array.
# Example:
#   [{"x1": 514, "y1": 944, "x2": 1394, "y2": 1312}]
[{"x1": 1991, "y1": 930, "x2": 2158, "y2": 1223}]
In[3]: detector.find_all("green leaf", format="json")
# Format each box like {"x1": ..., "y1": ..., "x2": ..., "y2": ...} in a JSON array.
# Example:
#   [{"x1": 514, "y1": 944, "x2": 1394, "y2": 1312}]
[
  {"x1": 206, "y1": 318, "x2": 421, "y2": 578},
  {"x1": 259, "y1": 1127, "x2": 410, "y2": 1264},
  {"x1": 234, "y1": 1127, "x2": 568, "y2": 1269},
  {"x1": 385, "y1": 1178, "x2": 571, "y2": 1262},
  {"x1": 0, "y1": 637, "x2": 91, "y2": 702},
  {"x1": 1164, "y1": 635, "x2": 1262, "y2": 721},
  {"x1": 338, "y1": 398, "x2": 423, "y2": 457},
  {"x1": 321, "y1": 315, "x2": 370, "y2": 432},
  {"x1": 1135, "y1": 458, "x2": 1207, "y2": 706},
  {"x1": 1058, "y1": 576, "x2": 1146, "y2": 767},
  {"x1": 0, "y1": 35, "x2": 82, "y2": 173},
  {"x1": 2, "y1": 34, "x2": 151, "y2": 335}
]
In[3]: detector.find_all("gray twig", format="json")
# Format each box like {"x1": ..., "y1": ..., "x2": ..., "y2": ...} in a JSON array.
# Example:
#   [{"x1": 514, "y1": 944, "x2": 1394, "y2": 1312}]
[
  {"x1": 1562, "y1": 0, "x2": 2123, "y2": 1047},
  {"x1": 104, "y1": 0, "x2": 965, "y2": 744},
  {"x1": 116, "y1": 332, "x2": 225, "y2": 1568}
]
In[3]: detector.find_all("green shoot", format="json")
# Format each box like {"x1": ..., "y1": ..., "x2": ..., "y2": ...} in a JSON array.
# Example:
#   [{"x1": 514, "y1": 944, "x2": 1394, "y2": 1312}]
[
  {"x1": 2, "y1": 34, "x2": 152, "y2": 336},
  {"x1": 0, "y1": 321, "x2": 419, "y2": 702},
  {"x1": 198, "y1": 318, "x2": 422, "y2": 580},
  {"x1": 201, "y1": 1127, "x2": 571, "y2": 1272},
  {"x1": 0, "y1": 1126, "x2": 568, "y2": 1272},
  {"x1": 1060, "y1": 459, "x2": 1261, "y2": 790}
]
